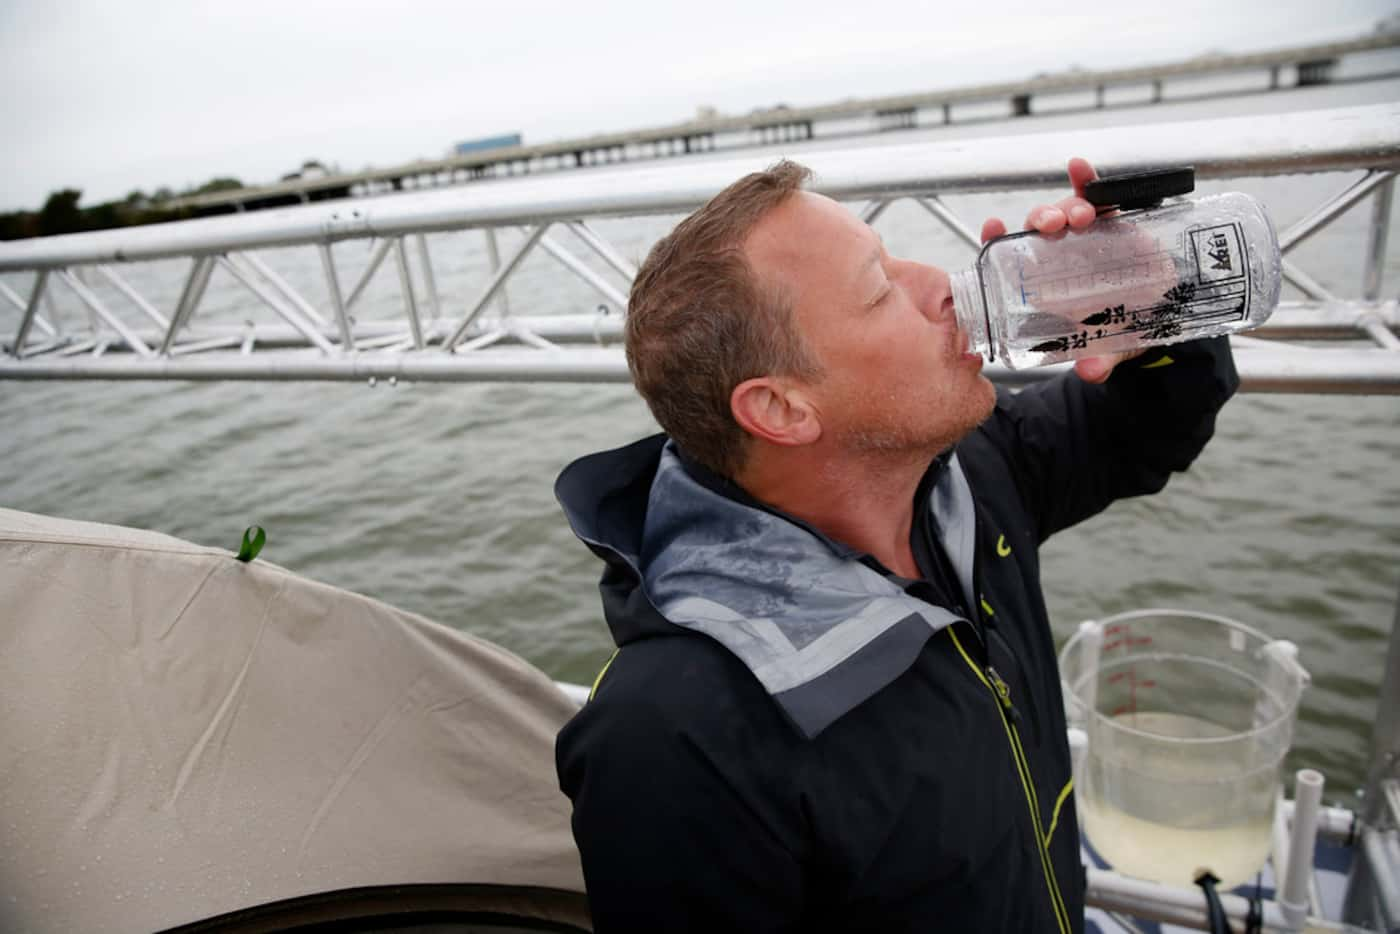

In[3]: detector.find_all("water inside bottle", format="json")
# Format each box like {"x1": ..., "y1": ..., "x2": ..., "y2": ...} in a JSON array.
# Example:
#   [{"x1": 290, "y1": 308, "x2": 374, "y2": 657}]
[{"x1": 994, "y1": 220, "x2": 1255, "y2": 367}]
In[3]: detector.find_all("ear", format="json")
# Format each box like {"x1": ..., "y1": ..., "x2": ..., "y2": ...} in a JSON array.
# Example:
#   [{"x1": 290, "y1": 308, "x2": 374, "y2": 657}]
[{"x1": 730, "y1": 377, "x2": 822, "y2": 448}]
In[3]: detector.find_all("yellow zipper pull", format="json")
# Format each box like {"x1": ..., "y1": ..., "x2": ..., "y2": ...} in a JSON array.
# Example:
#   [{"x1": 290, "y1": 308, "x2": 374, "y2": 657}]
[{"x1": 986, "y1": 665, "x2": 1022, "y2": 725}]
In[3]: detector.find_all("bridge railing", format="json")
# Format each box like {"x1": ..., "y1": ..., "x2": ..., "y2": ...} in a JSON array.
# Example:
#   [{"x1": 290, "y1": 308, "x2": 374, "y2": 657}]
[{"x1": 1, "y1": 103, "x2": 1397, "y2": 392}]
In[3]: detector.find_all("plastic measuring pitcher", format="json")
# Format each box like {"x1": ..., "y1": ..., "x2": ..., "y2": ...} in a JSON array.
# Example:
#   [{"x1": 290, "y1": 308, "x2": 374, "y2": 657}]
[{"x1": 1058, "y1": 609, "x2": 1310, "y2": 888}]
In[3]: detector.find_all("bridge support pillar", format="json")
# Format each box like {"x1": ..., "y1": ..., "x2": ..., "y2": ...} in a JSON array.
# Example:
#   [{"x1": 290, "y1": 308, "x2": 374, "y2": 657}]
[
  {"x1": 1152, "y1": 79, "x2": 1163, "y2": 103},
  {"x1": 1095, "y1": 85, "x2": 1105, "y2": 108},
  {"x1": 1270, "y1": 65, "x2": 1281, "y2": 90},
  {"x1": 1298, "y1": 58, "x2": 1337, "y2": 86},
  {"x1": 1012, "y1": 94, "x2": 1031, "y2": 117}
]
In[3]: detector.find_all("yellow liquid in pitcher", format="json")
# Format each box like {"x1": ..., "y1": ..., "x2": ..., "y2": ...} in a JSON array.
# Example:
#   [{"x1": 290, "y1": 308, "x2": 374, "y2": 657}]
[{"x1": 1079, "y1": 711, "x2": 1277, "y2": 889}]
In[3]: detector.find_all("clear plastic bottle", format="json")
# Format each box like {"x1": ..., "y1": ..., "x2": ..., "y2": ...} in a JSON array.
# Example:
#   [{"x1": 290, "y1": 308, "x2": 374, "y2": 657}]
[{"x1": 949, "y1": 169, "x2": 1282, "y2": 369}]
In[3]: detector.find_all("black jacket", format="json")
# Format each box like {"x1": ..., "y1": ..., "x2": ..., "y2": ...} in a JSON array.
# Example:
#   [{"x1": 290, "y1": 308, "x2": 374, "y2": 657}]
[{"x1": 554, "y1": 339, "x2": 1239, "y2": 933}]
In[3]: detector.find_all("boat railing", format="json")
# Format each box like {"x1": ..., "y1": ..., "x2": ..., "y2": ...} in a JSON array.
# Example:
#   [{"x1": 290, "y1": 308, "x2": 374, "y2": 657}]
[{"x1": 0, "y1": 103, "x2": 1397, "y2": 392}]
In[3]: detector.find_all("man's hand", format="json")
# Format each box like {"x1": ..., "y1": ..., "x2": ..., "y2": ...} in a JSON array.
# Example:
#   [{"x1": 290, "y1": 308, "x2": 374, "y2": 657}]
[{"x1": 978, "y1": 157, "x2": 1143, "y2": 384}]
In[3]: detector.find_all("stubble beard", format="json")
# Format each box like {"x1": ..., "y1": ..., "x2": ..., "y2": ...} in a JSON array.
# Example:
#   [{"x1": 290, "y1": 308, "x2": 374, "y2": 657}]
[{"x1": 838, "y1": 373, "x2": 996, "y2": 462}]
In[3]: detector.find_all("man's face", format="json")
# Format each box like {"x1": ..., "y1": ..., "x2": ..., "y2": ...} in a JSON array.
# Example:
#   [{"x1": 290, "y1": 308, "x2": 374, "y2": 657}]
[{"x1": 743, "y1": 191, "x2": 996, "y2": 457}]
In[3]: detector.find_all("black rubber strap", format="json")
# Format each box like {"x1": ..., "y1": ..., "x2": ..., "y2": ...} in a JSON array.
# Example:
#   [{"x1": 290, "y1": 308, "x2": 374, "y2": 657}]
[{"x1": 1194, "y1": 870, "x2": 1234, "y2": 934}]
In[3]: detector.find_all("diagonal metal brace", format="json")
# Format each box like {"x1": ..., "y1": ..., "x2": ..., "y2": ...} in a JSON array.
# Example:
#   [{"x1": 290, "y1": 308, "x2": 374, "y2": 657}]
[
  {"x1": 56, "y1": 270, "x2": 153, "y2": 357},
  {"x1": 220, "y1": 254, "x2": 337, "y2": 355},
  {"x1": 1279, "y1": 170, "x2": 1396, "y2": 254},
  {"x1": 443, "y1": 224, "x2": 549, "y2": 352}
]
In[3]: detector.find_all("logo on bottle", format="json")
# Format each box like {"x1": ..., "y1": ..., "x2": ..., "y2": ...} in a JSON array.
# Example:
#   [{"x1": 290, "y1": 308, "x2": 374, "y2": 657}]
[{"x1": 1190, "y1": 223, "x2": 1245, "y2": 286}]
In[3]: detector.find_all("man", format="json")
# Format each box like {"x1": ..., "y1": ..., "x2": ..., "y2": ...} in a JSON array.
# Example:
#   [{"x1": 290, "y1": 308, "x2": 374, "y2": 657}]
[{"x1": 553, "y1": 158, "x2": 1238, "y2": 932}]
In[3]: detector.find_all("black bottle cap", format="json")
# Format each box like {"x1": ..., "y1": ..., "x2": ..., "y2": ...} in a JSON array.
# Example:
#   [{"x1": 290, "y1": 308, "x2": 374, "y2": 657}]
[{"x1": 1083, "y1": 166, "x2": 1196, "y2": 211}]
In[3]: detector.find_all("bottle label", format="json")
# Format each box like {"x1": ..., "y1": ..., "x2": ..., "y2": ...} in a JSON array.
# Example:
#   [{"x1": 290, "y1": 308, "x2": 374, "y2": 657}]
[
  {"x1": 1190, "y1": 223, "x2": 1246, "y2": 287},
  {"x1": 1020, "y1": 221, "x2": 1251, "y2": 356}
]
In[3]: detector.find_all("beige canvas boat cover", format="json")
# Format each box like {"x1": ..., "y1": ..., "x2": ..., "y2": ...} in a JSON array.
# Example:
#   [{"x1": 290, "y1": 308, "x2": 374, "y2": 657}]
[{"x1": 0, "y1": 508, "x2": 589, "y2": 932}]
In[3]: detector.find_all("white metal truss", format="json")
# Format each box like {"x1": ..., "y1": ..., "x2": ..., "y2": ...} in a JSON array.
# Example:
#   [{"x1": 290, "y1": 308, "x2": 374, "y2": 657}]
[{"x1": 1, "y1": 103, "x2": 1398, "y2": 393}]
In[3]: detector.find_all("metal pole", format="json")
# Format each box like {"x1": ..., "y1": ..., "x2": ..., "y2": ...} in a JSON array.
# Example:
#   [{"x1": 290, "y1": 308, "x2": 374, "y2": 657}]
[
  {"x1": 444, "y1": 224, "x2": 549, "y2": 352},
  {"x1": 1282, "y1": 259, "x2": 1341, "y2": 304},
  {"x1": 218, "y1": 255, "x2": 337, "y2": 355},
  {"x1": 1279, "y1": 170, "x2": 1396, "y2": 254},
  {"x1": 344, "y1": 238, "x2": 394, "y2": 312},
  {"x1": 318, "y1": 244, "x2": 355, "y2": 353},
  {"x1": 565, "y1": 220, "x2": 638, "y2": 282},
  {"x1": 1362, "y1": 176, "x2": 1394, "y2": 302},
  {"x1": 916, "y1": 195, "x2": 983, "y2": 251},
  {"x1": 392, "y1": 238, "x2": 425, "y2": 350},
  {"x1": 0, "y1": 278, "x2": 55, "y2": 337},
  {"x1": 1341, "y1": 582, "x2": 1400, "y2": 930},
  {"x1": 484, "y1": 228, "x2": 511, "y2": 317},
  {"x1": 538, "y1": 234, "x2": 629, "y2": 309},
  {"x1": 414, "y1": 234, "x2": 441, "y2": 321},
  {"x1": 861, "y1": 200, "x2": 891, "y2": 224},
  {"x1": 55, "y1": 270, "x2": 153, "y2": 357},
  {"x1": 159, "y1": 256, "x2": 215, "y2": 356},
  {"x1": 11, "y1": 271, "x2": 49, "y2": 358},
  {"x1": 241, "y1": 253, "x2": 329, "y2": 327},
  {"x1": 95, "y1": 265, "x2": 170, "y2": 329}
]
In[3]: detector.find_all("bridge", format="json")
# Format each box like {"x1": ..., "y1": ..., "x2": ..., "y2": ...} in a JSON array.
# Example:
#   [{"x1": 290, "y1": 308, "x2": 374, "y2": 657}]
[{"x1": 162, "y1": 32, "x2": 1400, "y2": 217}]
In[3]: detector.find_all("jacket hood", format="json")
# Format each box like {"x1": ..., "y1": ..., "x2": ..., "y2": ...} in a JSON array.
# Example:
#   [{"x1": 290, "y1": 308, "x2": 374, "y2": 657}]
[{"x1": 555, "y1": 434, "x2": 979, "y2": 738}]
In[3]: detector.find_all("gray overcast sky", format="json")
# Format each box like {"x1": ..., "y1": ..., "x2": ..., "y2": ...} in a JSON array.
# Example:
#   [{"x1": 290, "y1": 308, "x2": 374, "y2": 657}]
[{"x1": 1, "y1": 0, "x2": 1394, "y2": 211}]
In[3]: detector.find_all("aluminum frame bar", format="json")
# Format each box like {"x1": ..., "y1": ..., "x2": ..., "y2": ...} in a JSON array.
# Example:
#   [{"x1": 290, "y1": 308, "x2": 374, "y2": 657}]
[
  {"x1": 2, "y1": 345, "x2": 1397, "y2": 392},
  {"x1": 443, "y1": 224, "x2": 549, "y2": 351},
  {"x1": 391, "y1": 238, "x2": 425, "y2": 350},
  {"x1": 55, "y1": 270, "x2": 153, "y2": 357},
  {"x1": 0, "y1": 278, "x2": 55, "y2": 338},
  {"x1": 159, "y1": 257, "x2": 215, "y2": 356},
  {"x1": 318, "y1": 244, "x2": 355, "y2": 352},
  {"x1": 218, "y1": 255, "x2": 336, "y2": 355},
  {"x1": 1278, "y1": 169, "x2": 1396, "y2": 255},
  {"x1": 539, "y1": 234, "x2": 629, "y2": 310},
  {"x1": 916, "y1": 195, "x2": 982, "y2": 251},
  {"x1": 566, "y1": 220, "x2": 638, "y2": 281},
  {"x1": 2, "y1": 105, "x2": 1396, "y2": 271},
  {"x1": 861, "y1": 200, "x2": 891, "y2": 224},
  {"x1": 1282, "y1": 259, "x2": 1341, "y2": 304},
  {"x1": 241, "y1": 253, "x2": 328, "y2": 327},
  {"x1": 484, "y1": 229, "x2": 510, "y2": 317},
  {"x1": 343, "y1": 238, "x2": 394, "y2": 312},
  {"x1": 1363, "y1": 175, "x2": 1393, "y2": 301},
  {"x1": 10, "y1": 271, "x2": 49, "y2": 357},
  {"x1": 4, "y1": 303, "x2": 1393, "y2": 358},
  {"x1": 1358, "y1": 313, "x2": 1400, "y2": 350},
  {"x1": 95, "y1": 265, "x2": 170, "y2": 329},
  {"x1": 415, "y1": 234, "x2": 441, "y2": 321}
]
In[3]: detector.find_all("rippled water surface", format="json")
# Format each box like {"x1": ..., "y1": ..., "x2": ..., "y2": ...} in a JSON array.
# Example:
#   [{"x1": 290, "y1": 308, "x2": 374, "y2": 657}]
[{"x1": 3, "y1": 79, "x2": 1398, "y2": 804}]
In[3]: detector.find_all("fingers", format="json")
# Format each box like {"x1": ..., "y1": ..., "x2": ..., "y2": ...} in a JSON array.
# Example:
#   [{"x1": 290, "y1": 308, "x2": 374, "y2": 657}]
[
  {"x1": 1073, "y1": 355, "x2": 1117, "y2": 384},
  {"x1": 1022, "y1": 199, "x2": 1096, "y2": 234},
  {"x1": 1073, "y1": 347, "x2": 1147, "y2": 384},
  {"x1": 1067, "y1": 157, "x2": 1098, "y2": 199},
  {"x1": 991, "y1": 157, "x2": 1102, "y2": 240}
]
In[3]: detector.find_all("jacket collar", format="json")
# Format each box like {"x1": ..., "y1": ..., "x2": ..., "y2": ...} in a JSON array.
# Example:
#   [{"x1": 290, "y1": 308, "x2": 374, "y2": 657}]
[{"x1": 556, "y1": 435, "x2": 977, "y2": 738}]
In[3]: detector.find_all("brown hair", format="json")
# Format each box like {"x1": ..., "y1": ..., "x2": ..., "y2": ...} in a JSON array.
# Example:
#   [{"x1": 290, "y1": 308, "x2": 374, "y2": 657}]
[{"x1": 625, "y1": 159, "x2": 819, "y2": 478}]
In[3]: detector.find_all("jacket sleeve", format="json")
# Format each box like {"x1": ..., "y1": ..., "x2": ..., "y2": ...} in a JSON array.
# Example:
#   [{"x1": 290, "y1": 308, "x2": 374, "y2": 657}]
[
  {"x1": 556, "y1": 682, "x2": 808, "y2": 933},
  {"x1": 980, "y1": 337, "x2": 1239, "y2": 543}
]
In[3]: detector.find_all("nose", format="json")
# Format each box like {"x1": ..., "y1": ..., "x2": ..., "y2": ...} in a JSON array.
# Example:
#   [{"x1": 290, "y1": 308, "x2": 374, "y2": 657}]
[{"x1": 895, "y1": 258, "x2": 952, "y2": 323}]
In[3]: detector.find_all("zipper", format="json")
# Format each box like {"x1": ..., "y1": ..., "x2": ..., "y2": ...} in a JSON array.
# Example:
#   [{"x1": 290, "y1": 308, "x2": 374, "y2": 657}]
[{"x1": 948, "y1": 626, "x2": 1071, "y2": 934}]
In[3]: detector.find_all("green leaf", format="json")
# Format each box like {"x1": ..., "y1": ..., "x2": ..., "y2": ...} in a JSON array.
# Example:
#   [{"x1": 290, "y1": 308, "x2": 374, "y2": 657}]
[{"x1": 236, "y1": 526, "x2": 266, "y2": 563}]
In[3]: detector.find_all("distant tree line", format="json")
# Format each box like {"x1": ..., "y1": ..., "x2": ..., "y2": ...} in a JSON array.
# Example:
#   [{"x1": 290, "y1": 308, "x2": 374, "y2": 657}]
[{"x1": 0, "y1": 177, "x2": 244, "y2": 241}]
